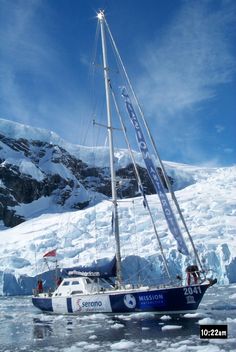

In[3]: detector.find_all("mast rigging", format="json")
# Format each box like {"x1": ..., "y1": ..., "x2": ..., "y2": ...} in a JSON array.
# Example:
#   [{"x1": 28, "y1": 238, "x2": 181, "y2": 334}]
[{"x1": 98, "y1": 10, "x2": 122, "y2": 286}]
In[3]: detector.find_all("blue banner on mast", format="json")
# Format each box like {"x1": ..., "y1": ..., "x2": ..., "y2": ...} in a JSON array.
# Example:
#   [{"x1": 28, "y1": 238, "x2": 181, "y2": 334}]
[{"x1": 122, "y1": 89, "x2": 189, "y2": 256}]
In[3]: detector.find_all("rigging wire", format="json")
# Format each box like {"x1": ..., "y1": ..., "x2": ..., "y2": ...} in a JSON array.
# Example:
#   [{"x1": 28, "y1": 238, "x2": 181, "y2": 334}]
[
  {"x1": 81, "y1": 19, "x2": 104, "y2": 147},
  {"x1": 131, "y1": 199, "x2": 140, "y2": 257},
  {"x1": 92, "y1": 109, "x2": 117, "y2": 257},
  {"x1": 34, "y1": 246, "x2": 38, "y2": 278},
  {"x1": 91, "y1": 119, "x2": 99, "y2": 262},
  {"x1": 109, "y1": 81, "x2": 171, "y2": 280},
  {"x1": 104, "y1": 17, "x2": 204, "y2": 274},
  {"x1": 81, "y1": 17, "x2": 111, "y2": 261}
]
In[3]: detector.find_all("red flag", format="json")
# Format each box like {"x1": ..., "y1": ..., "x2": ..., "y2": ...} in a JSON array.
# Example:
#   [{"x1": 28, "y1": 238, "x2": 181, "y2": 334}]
[{"x1": 43, "y1": 249, "x2": 57, "y2": 258}]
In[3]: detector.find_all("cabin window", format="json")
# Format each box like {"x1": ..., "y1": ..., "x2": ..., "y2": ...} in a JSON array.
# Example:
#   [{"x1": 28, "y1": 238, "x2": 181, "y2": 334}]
[
  {"x1": 62, "y1": 281, "x2": 70, "y2": 286},
  {"x1": 101, "y1": 278, "x2": 114, "y2": 288},
  {"x1": 71, "y1": 281, "x2": 80, "y2": 285},
  {"x1": 86, "y1": 278, "x2": 91, "y2": 284}
]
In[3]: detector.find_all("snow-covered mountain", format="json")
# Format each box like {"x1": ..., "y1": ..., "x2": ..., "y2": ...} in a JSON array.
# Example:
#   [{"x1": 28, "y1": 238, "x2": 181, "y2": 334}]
[
  {"x1": 0, "y1": 119, "x2": 235, "y2": 295},
  {"x1": 0, "y1": 118, "x2": 170, "y2": 228}
]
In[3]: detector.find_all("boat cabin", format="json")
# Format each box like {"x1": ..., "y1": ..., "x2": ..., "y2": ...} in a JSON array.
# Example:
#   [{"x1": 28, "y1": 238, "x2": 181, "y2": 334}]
[{"x1": 53, "y1": 277, "x2": 115, "y2": 297}]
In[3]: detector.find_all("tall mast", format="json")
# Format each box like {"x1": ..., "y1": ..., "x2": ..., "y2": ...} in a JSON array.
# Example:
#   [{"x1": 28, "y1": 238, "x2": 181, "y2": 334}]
[
  {"x1": 105, "y1": 21, "x2": 203, "y2": 272},
  {"x1": 98, "y1": 11, "x2": 122, "y2": 286}
]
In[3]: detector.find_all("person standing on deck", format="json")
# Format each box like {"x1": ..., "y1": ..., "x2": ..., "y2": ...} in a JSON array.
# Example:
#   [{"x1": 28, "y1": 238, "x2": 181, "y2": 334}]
[
  {"x1": 37, "y1": 279, "x2": 43, "y2": 293},
  {"x1": 186, "y1": 265, "x2": 200, "y2": 285}
]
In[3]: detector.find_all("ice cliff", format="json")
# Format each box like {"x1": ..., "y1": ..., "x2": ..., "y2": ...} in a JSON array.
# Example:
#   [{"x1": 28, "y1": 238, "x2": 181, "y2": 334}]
[
  {"x1": 0, "y1": 164, "x2": 235, "y2": 295},
  {"x1": 0, "y1": 119, "x2": 235, "y2": 295}
]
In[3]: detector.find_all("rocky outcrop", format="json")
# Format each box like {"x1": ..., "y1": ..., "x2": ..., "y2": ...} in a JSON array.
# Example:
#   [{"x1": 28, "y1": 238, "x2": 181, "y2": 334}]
[{"x1": 0, "y1": 133, "x2": 173, "y2": 228}]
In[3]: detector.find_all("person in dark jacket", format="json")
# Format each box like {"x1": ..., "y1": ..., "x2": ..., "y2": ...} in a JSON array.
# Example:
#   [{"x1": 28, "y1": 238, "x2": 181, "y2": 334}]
[
  {"x1": 186, "y1": 265, "x2": 200, "y2": 285},
  {"x1": 57, "y1": 277, "x2": 63, "y2": 287},
  {"x1": 37, "y1": 279, "x2": 43, "y2": 293}
]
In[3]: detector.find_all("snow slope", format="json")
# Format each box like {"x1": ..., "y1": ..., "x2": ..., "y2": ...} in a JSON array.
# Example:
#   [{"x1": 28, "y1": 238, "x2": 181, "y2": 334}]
[
  {"x1": 0, "y1": 162, "x2": 235, "y2": 295},
  {"x1": 1, "y1": 118, "x2": 153, "y2": 228},
  {"x1": 1, "y1": 117, "x2": 211, "y2": 229},
  {"x1": 0, "y1": 118, "x2": 142, "y2": 168}
]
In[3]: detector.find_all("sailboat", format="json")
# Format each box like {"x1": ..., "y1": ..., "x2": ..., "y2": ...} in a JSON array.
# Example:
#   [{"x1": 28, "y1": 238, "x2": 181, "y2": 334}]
[{"x1": 32, "y1": 11, "x2": 216, "y2": 315}]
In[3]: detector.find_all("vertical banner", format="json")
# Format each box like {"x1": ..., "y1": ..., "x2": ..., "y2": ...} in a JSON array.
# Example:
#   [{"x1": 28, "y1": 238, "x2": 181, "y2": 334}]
[{"x1": 122, "y1": 89, "x2": 189, "y2": 255}]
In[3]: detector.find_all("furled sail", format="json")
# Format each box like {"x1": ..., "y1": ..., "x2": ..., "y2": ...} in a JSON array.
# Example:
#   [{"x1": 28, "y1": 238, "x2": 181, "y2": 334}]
[
  {"x1": 122, "y1": 89, "x2": 189, "y2": 256},
  {"x1": 61, "y1": 257, "x2": 116, "y2": 278}
]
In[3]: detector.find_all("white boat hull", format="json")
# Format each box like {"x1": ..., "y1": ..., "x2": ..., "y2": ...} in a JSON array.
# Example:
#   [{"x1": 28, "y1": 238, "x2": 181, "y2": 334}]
[{"x1": 32, "y1": 281, "x2": 213, "y2": 315}]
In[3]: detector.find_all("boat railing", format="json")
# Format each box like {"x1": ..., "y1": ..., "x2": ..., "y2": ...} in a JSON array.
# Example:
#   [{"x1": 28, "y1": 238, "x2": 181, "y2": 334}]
[{"x1": 32, "y1": 288, "x2": 54, "y2": 297}]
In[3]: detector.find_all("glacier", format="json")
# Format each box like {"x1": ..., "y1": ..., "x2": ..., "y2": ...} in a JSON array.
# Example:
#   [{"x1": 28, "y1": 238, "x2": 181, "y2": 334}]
[{"x1": 0, "y1": 159, "x2": 235, "y2": 295}]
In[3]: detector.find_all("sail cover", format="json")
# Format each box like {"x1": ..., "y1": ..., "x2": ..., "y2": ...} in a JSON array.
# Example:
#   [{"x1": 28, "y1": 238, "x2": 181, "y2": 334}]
[
  {"x1": 122, "y1": 89, "x2": 189, "y2": 256},
  {"x1": 61, "y1": 257, "x2": 116, "y2": 278}
]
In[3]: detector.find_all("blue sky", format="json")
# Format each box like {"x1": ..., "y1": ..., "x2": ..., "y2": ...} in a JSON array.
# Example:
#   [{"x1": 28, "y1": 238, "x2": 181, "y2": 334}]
[{"x1": 0, "y1": 0, "x2": 235, "y2": 166}]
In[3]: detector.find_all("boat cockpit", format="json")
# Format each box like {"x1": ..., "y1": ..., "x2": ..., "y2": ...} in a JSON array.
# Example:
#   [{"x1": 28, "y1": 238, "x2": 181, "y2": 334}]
[{"x1": 53, "y1": 277, "x2": 115, "y2": 297}]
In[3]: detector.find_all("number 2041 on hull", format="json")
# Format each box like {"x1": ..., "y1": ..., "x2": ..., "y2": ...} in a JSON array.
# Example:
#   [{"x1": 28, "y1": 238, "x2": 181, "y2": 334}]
[
  {"x1": 32, "y1": 278, "x2": 213, "y2": 315},
  {"x1": 32, "y1": 11, "x2": 217, "y2": 315}
]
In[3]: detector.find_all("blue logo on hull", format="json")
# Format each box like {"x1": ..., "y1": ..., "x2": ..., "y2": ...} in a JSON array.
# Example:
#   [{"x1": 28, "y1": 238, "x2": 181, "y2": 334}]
[
  {"x1": 124, "y1": 294, "x2": 136, "y2": 309},
  {"x1": 138, "y1": 293, "x2": 166, "y2": 308}
]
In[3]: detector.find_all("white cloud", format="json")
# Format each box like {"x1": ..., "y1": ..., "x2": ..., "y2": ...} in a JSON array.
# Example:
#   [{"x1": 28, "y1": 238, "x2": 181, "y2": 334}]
[
  {"x1": 224, "y1": 147, "x2": 234, "y2": 154},
  {"x1": 0, "y1": 1, "x2": 54, "y2": 121},
  {"x1": 215, "y1": 124, "x2": 225, "y2": 133},
  {"x1": 138, "y1": 0, "x2": 236, "y2": 118},
  {"x1": 0, "y1": 0, "x2": 92, "y2": 144},
  {"x1": 134, "y1": 0, "x2": 236, "y2": 165}
]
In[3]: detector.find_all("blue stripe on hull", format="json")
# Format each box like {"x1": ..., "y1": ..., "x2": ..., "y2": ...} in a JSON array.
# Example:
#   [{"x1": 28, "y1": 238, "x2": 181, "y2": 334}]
[
  {"x1": 32, "y1": 297, "x2": 53, "y2": 312},
  {"x1": 32, "y1": 284, "x2": 209, "y2": 314},
  {"x1": 109, "y1": 284, "x2": 208, "y2": 313},
  {"x1": 67, "y1": 298, "x2": 73, "y2": 313}
]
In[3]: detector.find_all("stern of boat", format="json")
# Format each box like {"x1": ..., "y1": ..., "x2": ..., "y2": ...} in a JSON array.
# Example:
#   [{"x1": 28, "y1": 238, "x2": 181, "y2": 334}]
[{"x1": 32, "y1": 293, "x2": 53, "y2": 312}]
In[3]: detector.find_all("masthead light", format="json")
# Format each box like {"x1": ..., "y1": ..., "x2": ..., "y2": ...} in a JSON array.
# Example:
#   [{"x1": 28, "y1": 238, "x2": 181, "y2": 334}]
[{"x1": 97, "y1": 11, "x2": 104, "y2": 20}]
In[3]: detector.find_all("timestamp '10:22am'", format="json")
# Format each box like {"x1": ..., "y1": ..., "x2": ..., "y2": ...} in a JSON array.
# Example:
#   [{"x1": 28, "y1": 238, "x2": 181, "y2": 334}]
[{"x1": 200, "y1": 325, "x2": 228, "y2": 339}]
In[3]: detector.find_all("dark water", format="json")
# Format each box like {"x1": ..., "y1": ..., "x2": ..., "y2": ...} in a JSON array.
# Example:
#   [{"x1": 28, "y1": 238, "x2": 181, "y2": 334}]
[{"x1": 0, "y1": 284, "x2": 236, "y2": 351}]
